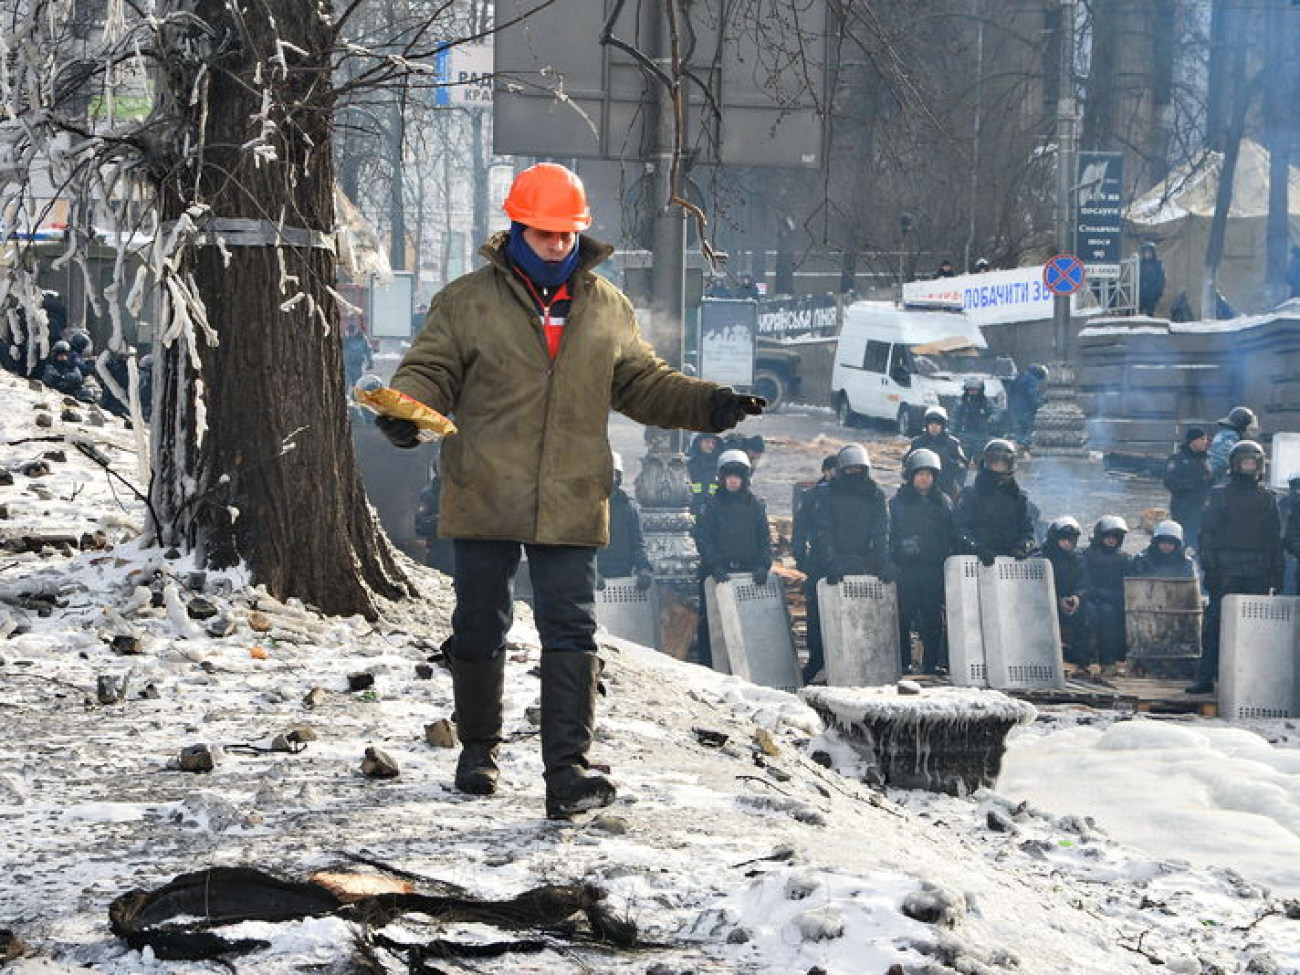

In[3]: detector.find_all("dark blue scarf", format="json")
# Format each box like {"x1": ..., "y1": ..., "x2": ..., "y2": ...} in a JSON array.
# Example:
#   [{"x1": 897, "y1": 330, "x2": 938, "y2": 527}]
[{"x1": 505, "y1": 222, "x2": 580, "y2": 288}]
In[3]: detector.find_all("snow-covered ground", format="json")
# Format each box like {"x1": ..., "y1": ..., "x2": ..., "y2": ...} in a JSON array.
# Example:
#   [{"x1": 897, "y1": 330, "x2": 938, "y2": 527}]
[{"x1": 2, "y1": 367, "x2": 1299, "y2": 974}]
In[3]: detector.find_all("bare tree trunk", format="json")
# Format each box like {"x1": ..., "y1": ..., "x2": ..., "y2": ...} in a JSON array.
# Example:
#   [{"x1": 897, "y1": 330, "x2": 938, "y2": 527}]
[
  {"x1": 1202, "y1": 34, "x2": 1249, "y2": 319},
  {"x1": 1263, "y1": 0, "x2": 1292, "y2": 305},
  {"x1": 1206, "y1": 0, "x2": 1232, "y2": 152},
  {"x1": 389, "y1": 98, "x2": 408, "y2": 271},
  {"x1": 1145, "y1": 0, "x2": 1176, "y2": 183},
  {"x1": 152, "y1": 0, "x2": 413, "y2": 616}
]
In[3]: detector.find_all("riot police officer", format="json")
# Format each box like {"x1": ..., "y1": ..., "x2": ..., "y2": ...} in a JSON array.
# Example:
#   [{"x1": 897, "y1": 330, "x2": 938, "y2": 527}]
[
  {"x1": 889, "y1": 449, "x2": 959, "y2": 674},
  {"x1": 801, "y1": 444, "x2": 891, "y2": 682},
  {"x1": 954, "y1": 439, "x2": 1035, "y2": 564},
  {"x1": 1189, "y1": 440, "x2": 1284, "y2": 694},
  {"x1": 906, "y1": 406, "x2": 969, "y2": 501},
  {"x1": 1082, "y1": 515, "x2": 1132, "y2": 671}
]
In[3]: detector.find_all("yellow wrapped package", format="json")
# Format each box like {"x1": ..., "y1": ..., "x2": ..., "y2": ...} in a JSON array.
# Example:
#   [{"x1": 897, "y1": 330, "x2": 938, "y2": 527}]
[{"x1": 353, "y1": 375, "x2": 457, "y2": 440}]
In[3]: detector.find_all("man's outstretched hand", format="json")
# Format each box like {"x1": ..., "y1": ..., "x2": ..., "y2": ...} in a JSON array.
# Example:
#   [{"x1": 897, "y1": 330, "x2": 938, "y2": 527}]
[
  {"x1": 375, "y1": 414, "x2": 421, "y2": 449},
  {"x1": 709, "y1": 387, "x2": 766, "y2": 431}
]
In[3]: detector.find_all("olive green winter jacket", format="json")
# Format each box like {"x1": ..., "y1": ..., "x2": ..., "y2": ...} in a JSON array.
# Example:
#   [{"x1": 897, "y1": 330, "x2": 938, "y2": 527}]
[{"x1": 390, "y1": 232, "x2": 723, "y2": 546}]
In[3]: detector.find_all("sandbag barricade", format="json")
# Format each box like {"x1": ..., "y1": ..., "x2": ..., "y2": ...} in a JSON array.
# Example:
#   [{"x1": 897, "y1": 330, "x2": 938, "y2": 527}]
[
  {"x1": 1124, "y1": 577, "x2": 1201, "y2": 677},
  {"x1": 704, "y1": 573, "x2": 801, "y2": 691},
  {"x1": 1219, "y1": 594, "x2": 1300, "y2": 719},
  {"x1": 817, "y1": 575, "x2": 901, "y2": 687},
  {"x1": 595, "y1": 578, "x2": 661, "y2": 650},
  {"x1": 943, "y1": 555, "x2": 1065, "y2": 690}
]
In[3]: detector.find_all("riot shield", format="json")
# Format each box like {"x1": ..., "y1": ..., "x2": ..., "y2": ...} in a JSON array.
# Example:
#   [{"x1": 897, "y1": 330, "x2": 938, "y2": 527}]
[
  {"x1": 704, "y1": 573, "x2": 801, "y2": 691},
  {"x1": 1219, "y1": 594, "x2": 1300, "y2": 719},
  {"x1": 817, "y1": 575, "x2": 901, "y2": 687},
  {"x1": 595, "y1": 577, "x2": 661, "y2": 649},
  {"x1": 977, "y1": 557, "x2": 1065, "y2": 690},
  {"x1": 944, "y1": 556, "x2": 988, "y2": 687}
]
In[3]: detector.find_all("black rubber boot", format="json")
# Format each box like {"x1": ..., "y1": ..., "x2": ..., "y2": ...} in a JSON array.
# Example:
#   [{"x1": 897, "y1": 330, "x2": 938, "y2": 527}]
[
  {"x1": 451, "y1": 655, "x2": 505, "y2": 795},
  {"x1": 541, "y1": 651, "x2": 616, "y2": 820}
]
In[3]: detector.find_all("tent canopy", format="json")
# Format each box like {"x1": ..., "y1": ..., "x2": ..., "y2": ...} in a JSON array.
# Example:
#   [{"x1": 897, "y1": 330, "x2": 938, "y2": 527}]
[{"x1": 1126, "y1": 139, "x2": 1300, "y2": 318}]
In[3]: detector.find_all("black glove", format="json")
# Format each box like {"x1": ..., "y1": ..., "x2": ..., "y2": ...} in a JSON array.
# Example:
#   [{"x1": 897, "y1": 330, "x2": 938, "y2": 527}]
[
  {"x1": 635, "y1": 568, "x2": 654, "y2": 590},
  {"x1": 824, "y1": 573, "x2": 842, "y2": 586},
  {"x1": 1011, "y1": 544, "x2": 1031, "y2": 561},
  {"x1": 375, "y1": 414, "x2": 421, "y2": 449},
  {"x1": 753, "y1": 565, "x2": 770, "y2": 586},
  {"x1": 976, "y1": 548, "x2": 996, "y2": 567},
  {"x1": 595, "y1": 574, "x2": 606, "y2": 592},
  {"x1": 711, "y1": 568, "x2": 730, "y2": 585},
  {"x1": 709, "y1": 387, "x2": 766, "y2": 432}
]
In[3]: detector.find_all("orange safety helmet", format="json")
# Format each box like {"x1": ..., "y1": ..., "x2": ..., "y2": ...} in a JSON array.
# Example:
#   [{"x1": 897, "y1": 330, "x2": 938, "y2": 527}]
[{"x1": 502, "y1": 163, "x2": 592, "y2": 232}]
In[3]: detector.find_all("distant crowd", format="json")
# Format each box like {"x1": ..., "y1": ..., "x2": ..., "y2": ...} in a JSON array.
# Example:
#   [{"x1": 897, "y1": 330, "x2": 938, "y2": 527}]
[
  {"x1": 2, "y1": 291, "x2": 152, "y2": 421},
  {"x1": 411, "y1": 400, "x2": 1297, "y2": 696}
]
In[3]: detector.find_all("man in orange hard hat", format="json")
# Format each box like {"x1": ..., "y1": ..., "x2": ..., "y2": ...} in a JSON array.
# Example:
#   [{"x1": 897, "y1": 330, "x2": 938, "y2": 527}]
[{"x1": 378, "y1": 162, "x2": 764, "y2": 819}]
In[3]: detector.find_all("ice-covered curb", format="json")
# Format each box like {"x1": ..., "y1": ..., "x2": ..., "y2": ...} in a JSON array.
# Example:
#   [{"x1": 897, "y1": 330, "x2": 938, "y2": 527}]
[{"x1": 802, "y1": 684, "x2": 1037, "y2": 795}]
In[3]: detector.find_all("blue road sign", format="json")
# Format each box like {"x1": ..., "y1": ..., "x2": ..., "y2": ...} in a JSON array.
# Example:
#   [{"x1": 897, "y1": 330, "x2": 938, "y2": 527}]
[{"x1": 1043, "y1": 254, "x2": 1086, "y2": 296}]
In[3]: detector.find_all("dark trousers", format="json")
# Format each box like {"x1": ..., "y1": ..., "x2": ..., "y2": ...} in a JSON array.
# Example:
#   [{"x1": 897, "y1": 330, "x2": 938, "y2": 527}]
[
  {"x1": 1058, "y1": 603, "x2": 1092, "y2": 666},
  {"x1": 450, "y1": 540, "x2": 597, "y2": 661},
  {"x1": 694, "y1": 578, "x2": 714, "y2": 669},
  {"x1": 802, "y1": 577, "x2": 824, "y2": 682},
  {"x1": 1199, "y1": 574, "x2": 1272, "y2": 682},
  {"x1": 1090, "y1": 595, "x2": 1127, "y2": 665},
  {"x1": 897, "y1": 565, "x2": 946, "y2": 673}
]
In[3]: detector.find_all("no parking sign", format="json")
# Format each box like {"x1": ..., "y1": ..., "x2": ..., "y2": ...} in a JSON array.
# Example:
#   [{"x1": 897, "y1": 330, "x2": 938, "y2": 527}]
[{"x1": 1043, "y1": 254, "x2": 1086, "y2": 295}]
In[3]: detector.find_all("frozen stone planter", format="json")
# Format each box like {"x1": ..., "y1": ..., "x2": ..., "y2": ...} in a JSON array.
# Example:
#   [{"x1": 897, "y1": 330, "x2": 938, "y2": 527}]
[{"x1": 801, "y1": 685, "x2": 1036, "y2": 795}]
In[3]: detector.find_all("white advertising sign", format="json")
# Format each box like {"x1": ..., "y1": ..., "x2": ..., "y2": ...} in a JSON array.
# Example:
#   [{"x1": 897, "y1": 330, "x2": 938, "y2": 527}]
[{"x1": 903, "y1": 266, "x2": 1075, "y2": 327}]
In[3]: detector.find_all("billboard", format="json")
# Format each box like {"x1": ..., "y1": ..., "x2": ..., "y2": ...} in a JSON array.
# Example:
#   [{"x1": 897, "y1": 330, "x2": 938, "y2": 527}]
[
  {"x1": 434, "y1": 41, "x2": 493, "y2": 107},
  {"x1": 492, "y1": 0, "x2": 827, "y2": 167},
  {"x1": 699, "y1": 299, "x2": 756, "y2": 387},
  {"x1": 1075, "y1": 151, "x2": 1124, "y2": 272},
  {"x1": 903, "y1": 266, "x2": 1073, "y2": 327}
]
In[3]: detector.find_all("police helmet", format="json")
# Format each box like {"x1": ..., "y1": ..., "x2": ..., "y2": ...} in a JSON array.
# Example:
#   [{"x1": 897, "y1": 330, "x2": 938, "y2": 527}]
[
  {"x1": 139, "y1": 353, "x2": 154, "y2": 370},
  {"x1": 51, "y1": 340, "x2": 71, "y2": 357},
  {"x1": 717, "y1": 448, "x2": 752, "y2": 480},
  {"x1": 1219, "y1": 406, "x2": 1256, "y2": 431},
  {"x1": 1152, "y1": 520, "x2": 1184, "y2": 544},
  {"x1": 1028, "y1": 363, "x2": 1049, "y2": 381},
  {"x1": 923, "y1": 406, "x2": 948, "y2": 427},
  {"x1": 904, "y1": 449, "x2": 941, "y2": 479},
  {"x1": 1228, "y1": 439, "x2": 1266, "y2": 479},
  {"x1": 963, "y1": 377, "x2": 984, "y2": 394},
  {"x1": 1094, "y1": 514, "x2": 1128, "y2": 539},
  {"x1": 836, "y1": 444, "x2": 871, "y2": 473},
  {"x1": 1049, "y1": 516, "x2": 1082, "y2": 539},
  {"x1": 981, "y1": 438, "x2": 1016, "y2": 474},
  {"x1": 66, "y1": 330, "x2": 92, "y2": 355}
]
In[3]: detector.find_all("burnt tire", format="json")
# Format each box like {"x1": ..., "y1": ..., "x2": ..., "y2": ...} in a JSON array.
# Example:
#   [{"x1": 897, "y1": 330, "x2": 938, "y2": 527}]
[{"x1": 753, "y1": 370, "x2": 787, "y2": 412}]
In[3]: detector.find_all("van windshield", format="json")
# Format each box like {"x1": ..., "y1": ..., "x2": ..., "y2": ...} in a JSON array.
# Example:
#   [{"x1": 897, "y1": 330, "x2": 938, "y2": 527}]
[{"x1": 909, "y1": 348, "x2": 1017, "y2": 379}]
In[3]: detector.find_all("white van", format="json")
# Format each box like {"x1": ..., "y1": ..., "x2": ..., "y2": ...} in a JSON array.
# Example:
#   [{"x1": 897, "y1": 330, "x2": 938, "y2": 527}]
[{"x1": 830, "y1": 301, "x2": 1017, "y2": 436}]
